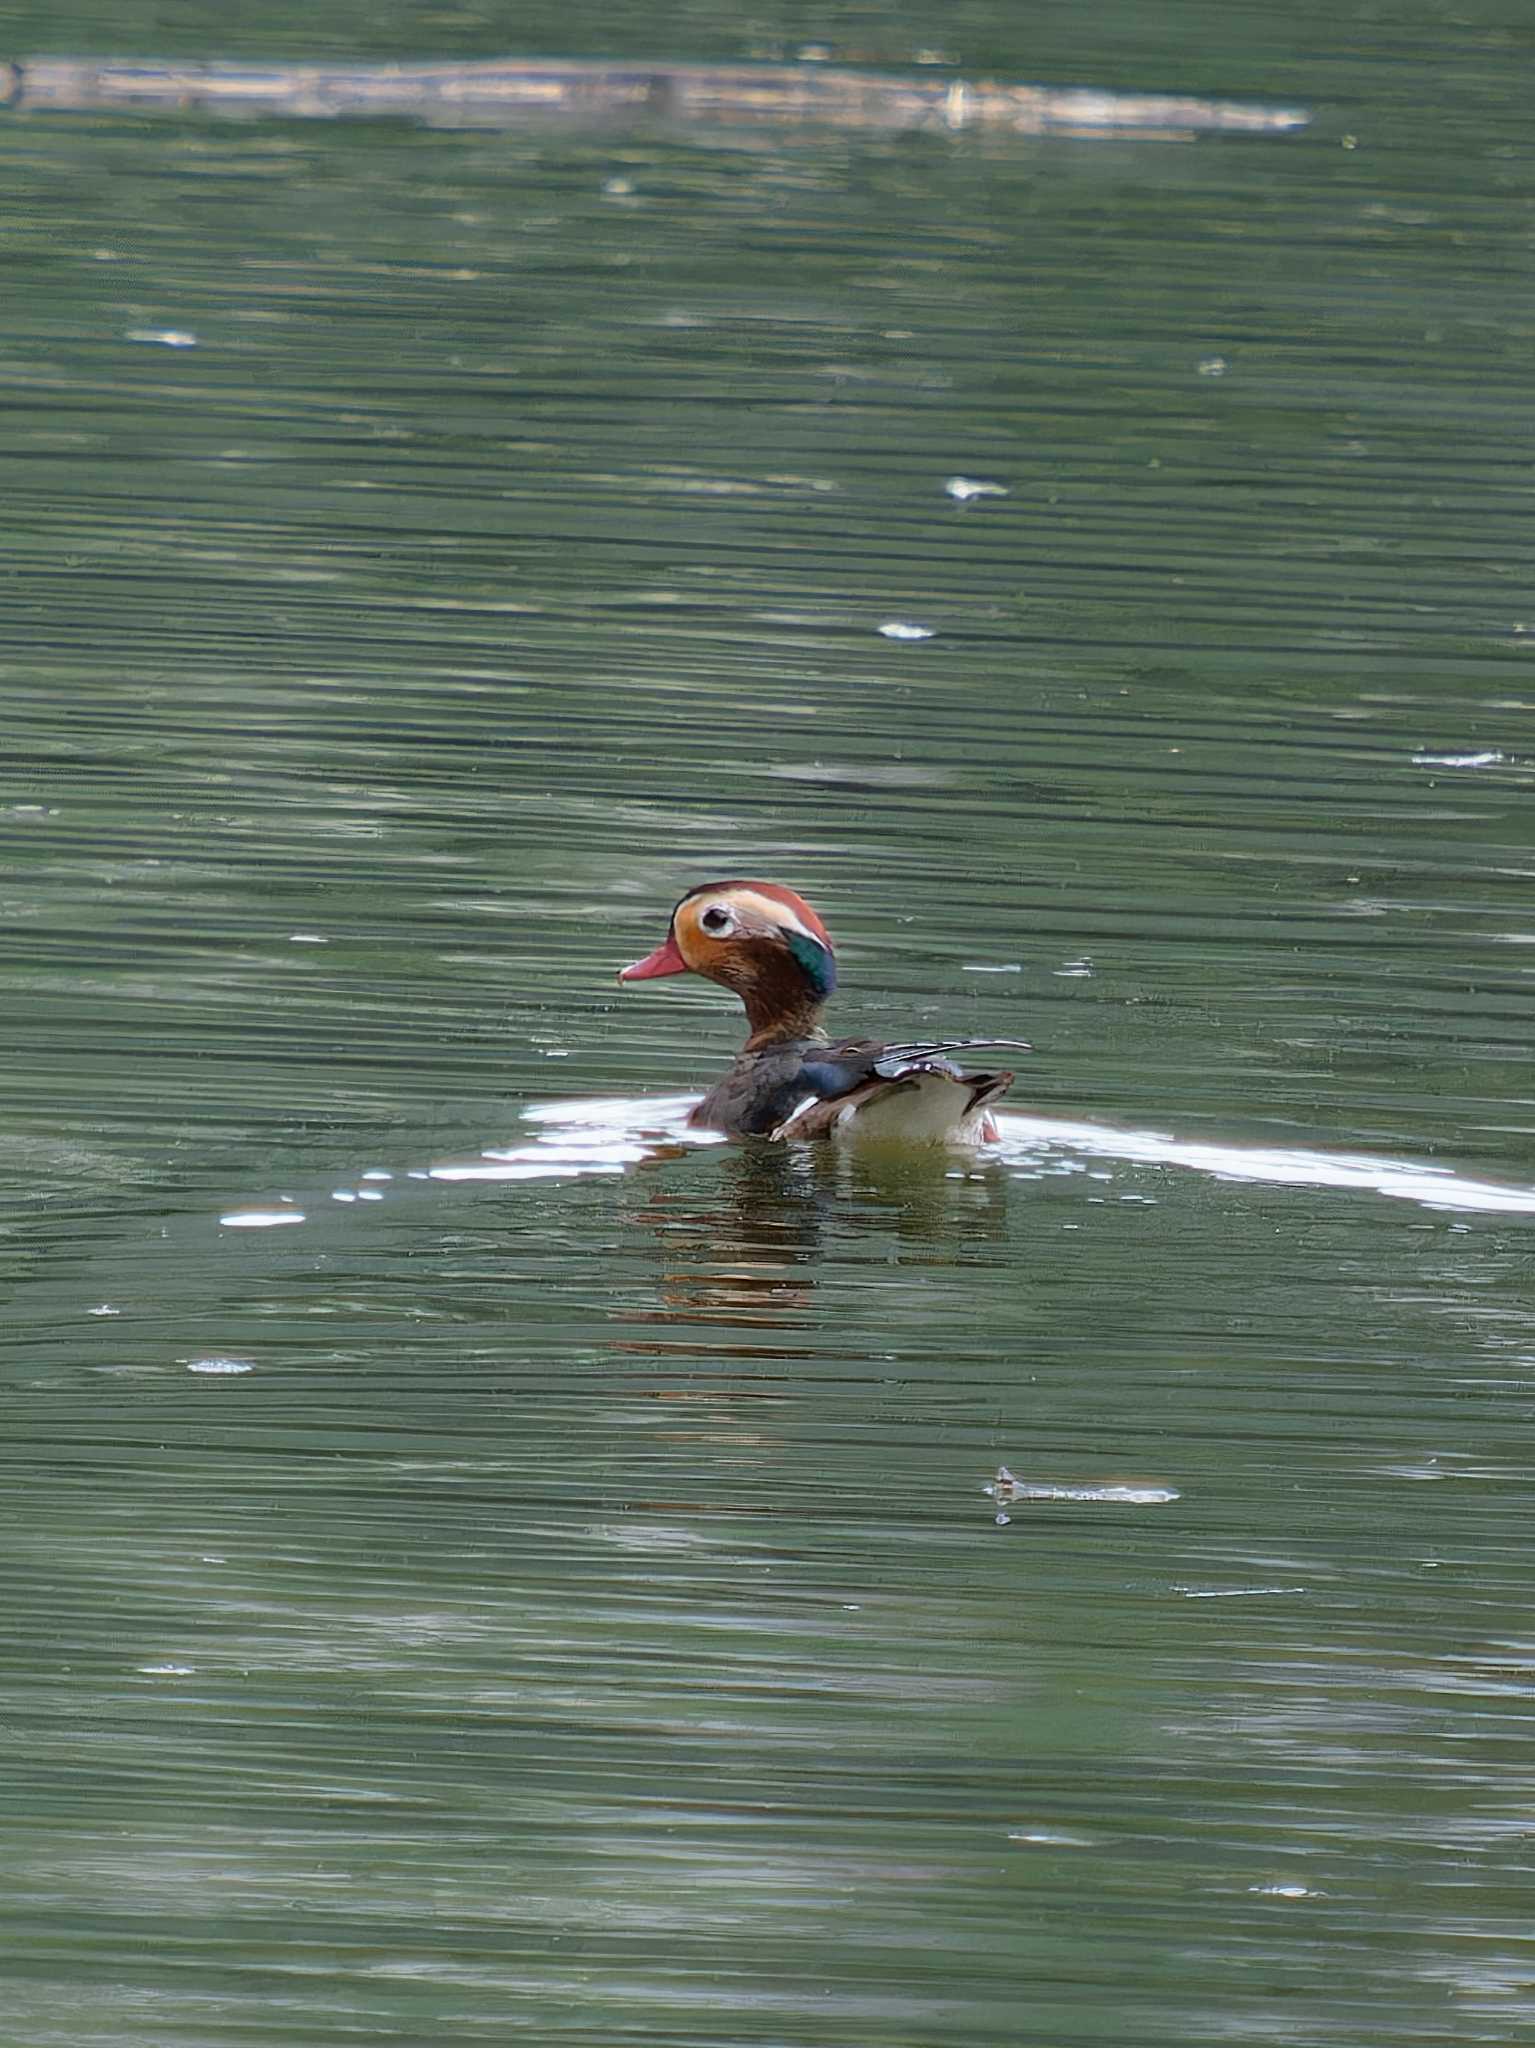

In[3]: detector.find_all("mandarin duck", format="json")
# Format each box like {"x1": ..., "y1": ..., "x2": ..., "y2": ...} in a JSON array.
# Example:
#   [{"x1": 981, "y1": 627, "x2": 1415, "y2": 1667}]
[{"x1": 618, "y1": 880, "x2": 1027, "y2": 1142}]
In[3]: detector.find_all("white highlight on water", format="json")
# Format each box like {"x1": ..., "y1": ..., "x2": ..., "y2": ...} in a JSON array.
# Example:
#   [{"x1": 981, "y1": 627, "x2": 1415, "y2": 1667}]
[
  {"x1": 523, "y1": 1096, "x2": 1535, "y2": 1217},
  {"x1": 213, "y1": 1089, "x2": 1535, "y2": 1231},
  {"x1": 989, "y1": 1110, "x2": 1535, "y2": 1216}
]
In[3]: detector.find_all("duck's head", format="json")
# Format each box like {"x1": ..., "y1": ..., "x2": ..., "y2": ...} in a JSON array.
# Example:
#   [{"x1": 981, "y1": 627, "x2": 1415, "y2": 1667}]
[{"x1": 619, "y1": 880, "x2": 837, "y2": 1044}]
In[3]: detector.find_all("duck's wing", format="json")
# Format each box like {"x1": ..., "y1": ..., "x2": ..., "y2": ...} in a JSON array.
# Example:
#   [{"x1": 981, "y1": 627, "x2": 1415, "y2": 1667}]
[
  {"x1": 769, "y1": 1037, "x2": 1028, "y2": 1143},
  {"x1": 864, "y1": 1036, "x2": 1032, "y2": 1077}
]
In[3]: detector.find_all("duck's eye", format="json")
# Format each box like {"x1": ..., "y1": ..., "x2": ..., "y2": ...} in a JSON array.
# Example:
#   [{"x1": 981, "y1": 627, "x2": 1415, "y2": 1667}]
[{"x1": 699, "y1": 904, "x2": 735, "y2": 936}]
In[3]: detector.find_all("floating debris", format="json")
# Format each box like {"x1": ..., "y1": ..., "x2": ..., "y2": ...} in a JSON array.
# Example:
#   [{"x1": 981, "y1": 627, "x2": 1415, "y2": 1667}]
[
  {"x1": 986, "y1": 1464, "x2": 1180, "y2": 1524},
  {"x1": 944, "y1": 475, "x2": 1009, "y2": 502},
  {"x1": 878, "y1": 620, "x2": 936, "y2": 641},
  {"x1": 1176, "y1": 1584, "x2": 1307, "y2": 1599},
  {"x1": 4, "y1": 56, "x2": 1311, "y2": 141}
]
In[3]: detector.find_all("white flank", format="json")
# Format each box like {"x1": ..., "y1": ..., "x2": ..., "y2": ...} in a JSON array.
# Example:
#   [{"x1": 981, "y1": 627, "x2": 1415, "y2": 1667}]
[{"x1": 837, "y1": 1071, "x2": 987, "y2": 1144}]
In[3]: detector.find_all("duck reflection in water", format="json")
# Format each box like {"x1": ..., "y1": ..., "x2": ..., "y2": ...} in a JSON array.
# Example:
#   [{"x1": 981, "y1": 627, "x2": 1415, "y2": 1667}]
[{"x1": 616, "y1": 1141, "x2": 1013, "y2": 1338}]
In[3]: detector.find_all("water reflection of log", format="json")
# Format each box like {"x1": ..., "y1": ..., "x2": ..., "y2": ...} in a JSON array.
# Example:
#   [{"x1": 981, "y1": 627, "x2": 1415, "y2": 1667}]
[{"x1": 0, "y1": 56, "x2": 1308, "y2": 141}]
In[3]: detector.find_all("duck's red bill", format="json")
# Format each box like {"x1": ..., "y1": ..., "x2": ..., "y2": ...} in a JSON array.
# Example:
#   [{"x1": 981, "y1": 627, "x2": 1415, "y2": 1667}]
[{"x1": 618, "y1": 933, "x2": 689, "y2": 981}]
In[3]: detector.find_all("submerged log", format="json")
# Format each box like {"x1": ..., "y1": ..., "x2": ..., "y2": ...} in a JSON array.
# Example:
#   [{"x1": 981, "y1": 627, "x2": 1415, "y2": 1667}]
[{"x1": 0, "y1": 55, "x2": 1308, "y2": 140}]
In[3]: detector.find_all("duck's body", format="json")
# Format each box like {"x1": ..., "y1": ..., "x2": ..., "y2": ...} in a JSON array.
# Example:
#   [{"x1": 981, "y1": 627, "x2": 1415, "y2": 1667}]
[{"x1": 619, "y1": 880, "x2": 1026, "y2": 1144}]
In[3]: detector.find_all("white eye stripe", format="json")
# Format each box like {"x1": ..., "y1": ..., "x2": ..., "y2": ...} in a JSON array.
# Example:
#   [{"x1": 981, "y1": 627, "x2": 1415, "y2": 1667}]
[{"x1": 727, "y1": 889, "x2": 819, "y2": 942}]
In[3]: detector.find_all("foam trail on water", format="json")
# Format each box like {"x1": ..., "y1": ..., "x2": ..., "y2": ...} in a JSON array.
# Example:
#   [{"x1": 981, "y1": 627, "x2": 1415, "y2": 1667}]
[
  {"x1": 529, "y1": 1095, "x2": 1535, "y2": 1217},
  {"x1": 218, "y1": 1096, "x2": 1535, "y2": 1228},
  {"x1": 988, "y1": 1111, "x2": 1535, "y2": 1216}
]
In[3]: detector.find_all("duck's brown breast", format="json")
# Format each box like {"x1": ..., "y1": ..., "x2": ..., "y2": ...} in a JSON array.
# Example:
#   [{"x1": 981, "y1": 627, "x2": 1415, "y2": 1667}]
[{"x1": 688, "y1": 1039, "x2": 828, "y2": 1137}]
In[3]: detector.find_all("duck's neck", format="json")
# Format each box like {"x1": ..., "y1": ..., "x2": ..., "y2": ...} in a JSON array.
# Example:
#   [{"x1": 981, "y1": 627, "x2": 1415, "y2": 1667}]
[{"x1": 741, "y1": 987, "x2": 826, "y2": 1051}]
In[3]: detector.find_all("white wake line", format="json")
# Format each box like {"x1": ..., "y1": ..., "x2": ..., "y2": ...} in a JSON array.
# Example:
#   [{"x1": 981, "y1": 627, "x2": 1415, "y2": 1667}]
[
  {"x1": 526, "y1": 1094, "x2": 1535, "y2": 1218},
  {"x1": 989, "y1": 1111, "x2": 1535, "y2": 1216},
  {"x1": 219, "y1": 1095, "x2": 1535, "y2": 1227}
]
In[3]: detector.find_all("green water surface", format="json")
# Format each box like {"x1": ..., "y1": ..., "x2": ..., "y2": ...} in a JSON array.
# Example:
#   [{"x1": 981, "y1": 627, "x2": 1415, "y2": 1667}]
[{"x1": 3, "y1": 2, "x2": 1533, "y2": 2043}]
